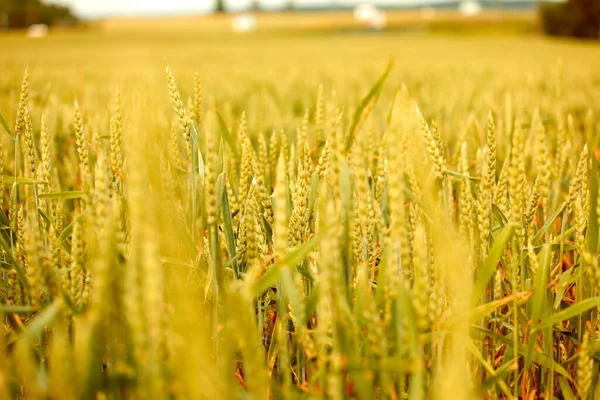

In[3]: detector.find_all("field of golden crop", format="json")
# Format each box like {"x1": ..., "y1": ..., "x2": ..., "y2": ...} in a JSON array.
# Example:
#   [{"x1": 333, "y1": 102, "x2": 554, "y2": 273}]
[{"x1": 0, "y1": 12, "x2": 599, "y2": 399}]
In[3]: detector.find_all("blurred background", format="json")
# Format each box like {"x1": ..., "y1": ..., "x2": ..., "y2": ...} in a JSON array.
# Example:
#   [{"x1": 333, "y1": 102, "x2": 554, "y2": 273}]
[
  {"x1": 0, "y1": 0, "x2": 598, "y2": 39},
  {"x1": 0, "y1": 0, "x2": 597, "y2": 132}
]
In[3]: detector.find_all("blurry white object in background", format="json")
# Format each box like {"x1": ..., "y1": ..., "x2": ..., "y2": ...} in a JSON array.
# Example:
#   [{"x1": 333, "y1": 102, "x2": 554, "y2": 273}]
[
  {"x1": 420, "y1": 6, "x2": 436, "y2": 20},
  {"x1": 354, "y1": 4, "x2": 387, "y2": 30},
  {"x1": 368, "y1": 9, "x2": 387, "y2": 30},
  {"x1": 232, "y1": 14, "x2": 257, "y2": 33},
  {"x1": 27, "y1": 24, "x2": 48, "y2": 38},
  {"x1": 459, "y1": 1, "x2": 482, "y2": 17},
  {"x1": 354, "y1": 3, "x2": 377, "y2": 24}
]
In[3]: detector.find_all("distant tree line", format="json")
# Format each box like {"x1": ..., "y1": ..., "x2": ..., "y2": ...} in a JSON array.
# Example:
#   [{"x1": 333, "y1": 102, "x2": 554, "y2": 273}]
[
  {"x1": 0, "y1": 0, "x2": 77, "y2": 29},
  {"x1": 540, "y1": 0, "x2": 600, "y2": 39}
]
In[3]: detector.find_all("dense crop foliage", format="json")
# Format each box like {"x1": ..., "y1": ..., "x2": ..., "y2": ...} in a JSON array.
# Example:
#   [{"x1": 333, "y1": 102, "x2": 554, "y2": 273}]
[{"x1": 0, "y1": 21, "x2": 599, "y2": 399}]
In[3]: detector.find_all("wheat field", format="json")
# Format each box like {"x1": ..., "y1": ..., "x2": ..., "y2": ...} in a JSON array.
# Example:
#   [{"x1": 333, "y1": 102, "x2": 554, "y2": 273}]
[{"x1": 0, "y1": 14, "x2": 599, "y2": 399}]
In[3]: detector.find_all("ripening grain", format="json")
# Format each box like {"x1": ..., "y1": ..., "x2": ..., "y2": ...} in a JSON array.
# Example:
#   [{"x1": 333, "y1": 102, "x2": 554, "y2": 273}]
[{"x1": 0, "y1": 17, "x2": 599, "y2": 399}]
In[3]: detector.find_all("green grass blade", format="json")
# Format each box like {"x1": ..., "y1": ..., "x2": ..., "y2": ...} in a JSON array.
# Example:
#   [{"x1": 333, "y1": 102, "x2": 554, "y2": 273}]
[
  {"x1": 536, "y1": 297, "x2": 600, "y2": 330},
  {"x1": 558, "y1": 377, "x2": 576, "y2": 400},
  {"x1": 58, "y1": 211, "x2": 88, "y2": 244},
  {"x1": 526, "y1": 244, "x2": 551, "y2": 367},
  {"x1": 25, "y1": 300, "x2": 63, "y2": 342},
  {"x1": 189, "y1": 120, "x2": 202, "y2": 149},
  {"x1": 215, "y1": 109, "x2": 240, "y2": 162},
  {"x1": 211, "y1": 177, "x2": 225, "y2": 295},
  {"x1": 38, "y1": 191, "x2": 84, "y2": 200},
  {"x1": 279, "y1": 266, "x2": 301, "y2": 324},
  {"x1": 0, "y1": 207, "x2": 11, "y2": 235},
  {"x1": 253, "y1": 235, "x2": 319, "y2": 295},
  {"x1": 37, "y1": 208, "x2": 53, "y2": 227},
  {"x1": 474, "y1": 326, "x2": 571, "y2": 380},
  {"x1": 221, "y1": 174, "x2": 238, "y2": 279},
  {"x1": 532, "y1": 203, "x2": 566, "y2": 245},
  {"x1": 466, "y1": 341, "x2": 515, "y2": 399},
  {"x1": 345, "y1": 59, "x2": 394, "y2": 152},
  {"x1": 0, "y1": 111, "x2": 15, "y2": 140},
  {"x1": 197, "y1": 145, "x2": 205, "y2": 183},
  {"x1": 472, "y1": 224, "x2": 515, "y2": 305},
  {"x1": 0, "y1": 305, "x2": 37, "y2": 313},
  {"x1": 554, "y1": 267, "x2": 576, "y2": 310},
  {"x1": 296, "y1": 265, "x2": 314, "y2": 282},
  {"x1": 491, "y1": 204, "x2": 509, "y2": 227},
  {"x1": 0, "y1": 231, "x2": 28, "y2": 289},
  {"x1": 445, "y1": 169, "x2": 480, "y2": 181},
  {"x1": 530, "y1": 245, "x2": 551, "y2": 325},
  {"x1": 215, "y1": 173, "x2": 225, "y2": 226},
  {"x1": 3, "y1": 176, "x2": 47, "y2": 185},
  {"x1": 254, "y1": 265, "x2": 281, "y2": 295},
  {"x1": 277, "y1": 235, "x2": 318, "y2": 270}
]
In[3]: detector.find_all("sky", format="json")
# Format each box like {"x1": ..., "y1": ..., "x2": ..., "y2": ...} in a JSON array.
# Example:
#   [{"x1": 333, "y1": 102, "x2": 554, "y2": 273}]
[{"x1": 46, "y1": 0, "x2": 505, "y2": 17}]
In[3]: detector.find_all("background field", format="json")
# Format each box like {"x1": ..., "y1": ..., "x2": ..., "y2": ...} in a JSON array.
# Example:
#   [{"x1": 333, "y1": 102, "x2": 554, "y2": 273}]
[{"x1": 1, "y1": 11, "x2": 598, "y2": 130}]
